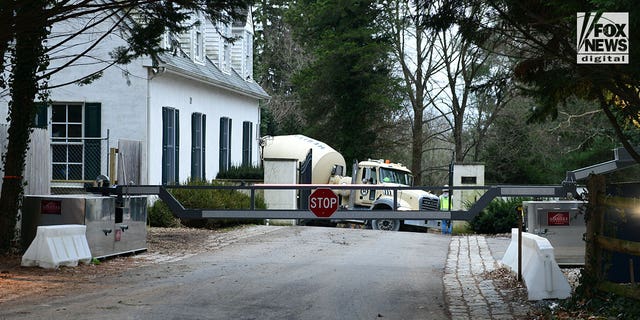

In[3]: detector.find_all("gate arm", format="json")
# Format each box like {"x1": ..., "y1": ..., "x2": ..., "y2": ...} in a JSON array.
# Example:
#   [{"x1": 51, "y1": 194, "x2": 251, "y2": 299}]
[
  {"x1": 450, "y1": 185, "x2": 569, "y2": 220},
  {"x1": 88, "y1": 185, "x2": 203, "y2": 220},
  {"x1": 157, "y1": 187, "x2": 202, "y2": 219}
]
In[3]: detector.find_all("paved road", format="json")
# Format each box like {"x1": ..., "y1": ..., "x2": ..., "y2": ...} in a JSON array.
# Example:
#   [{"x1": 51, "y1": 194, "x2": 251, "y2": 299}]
[{"x1": 1, "y1": 227, "x2": 451, "y2": 320}]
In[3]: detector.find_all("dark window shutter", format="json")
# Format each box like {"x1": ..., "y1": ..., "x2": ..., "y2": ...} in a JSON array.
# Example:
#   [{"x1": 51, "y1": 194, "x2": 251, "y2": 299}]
[
  {"x1": 219, "y1": 117, "x2": 226, "y2": 172},
  {"x1": 84, "y1": 102, "x2": 101, "y2": 180},
  {"x1": 202, "y1": 114, "x2": 206, "y2": 179},
  {"x1": 174, "y1": 109, "x2": 180, "y2": 184},
  {"x1": 33, "y1": 103, "x2": 48, "y2": 128},
  {"x1": 162, "y1": 107, "x2": 168, "y2": 185},
  {"x1": 227, "y1": 118, "x2": 232, "y2": 169},
  {"x1": 242, "y1": 121, "x2": 252, "y2": 166},
  {"x1": 191, "y1": 113, "x2": 197, "y2": 180}
]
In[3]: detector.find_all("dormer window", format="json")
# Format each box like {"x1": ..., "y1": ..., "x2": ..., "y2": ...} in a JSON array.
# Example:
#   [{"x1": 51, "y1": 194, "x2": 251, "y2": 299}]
[
  {"x1": 193, "y1": 12, "x2": 204, "y2": 63},
  {"x1": 219, "y1": 21, "x2": 231, "y2": 74}
]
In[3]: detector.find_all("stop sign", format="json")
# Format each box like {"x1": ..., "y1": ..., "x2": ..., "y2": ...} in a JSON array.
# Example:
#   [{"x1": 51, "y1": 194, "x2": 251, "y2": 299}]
[{"x1": 308, "y1": 188, "x2": 339, "y2": 218}]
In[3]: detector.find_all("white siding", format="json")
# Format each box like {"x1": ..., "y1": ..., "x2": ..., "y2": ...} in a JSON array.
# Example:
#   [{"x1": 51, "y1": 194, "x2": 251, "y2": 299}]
[
  {"x1": 204, "y1": 19, "x2": 220, "y2": 66},
  {"x1": 148, "y1": 72, "x2": 261, "y2": 185}
]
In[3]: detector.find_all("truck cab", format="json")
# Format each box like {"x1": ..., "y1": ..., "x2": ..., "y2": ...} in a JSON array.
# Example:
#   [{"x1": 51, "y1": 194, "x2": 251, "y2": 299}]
[{"x1": 350, "y1": 159, "x2": 440, "y2": 231}]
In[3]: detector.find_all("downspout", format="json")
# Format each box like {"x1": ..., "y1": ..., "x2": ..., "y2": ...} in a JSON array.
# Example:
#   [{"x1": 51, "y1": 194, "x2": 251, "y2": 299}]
[{"x1": 146, "y1": 68, "x2": 151, "y2": 185}]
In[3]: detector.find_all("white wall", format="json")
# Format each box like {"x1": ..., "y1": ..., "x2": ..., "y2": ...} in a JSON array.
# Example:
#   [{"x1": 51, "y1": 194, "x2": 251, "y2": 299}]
[
  {"x1": 0, "y1": 13, "x2": 151, "y2": 184},
  {"x1": 0, "y1": 12, "x2": 262, "y2": 187},
  {"x1": 453, "y1": 164, "x2": 485, "y2": 211},
  {"x1": 148, "y1": 71, "x2": 261, "y2": 185}
]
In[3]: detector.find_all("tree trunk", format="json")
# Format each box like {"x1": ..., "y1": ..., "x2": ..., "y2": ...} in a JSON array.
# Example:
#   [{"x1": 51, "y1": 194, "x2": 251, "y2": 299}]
[
  {"x1": 583, "y1": 174, "x2": 606, "y2": 297},
  {"x1": 411, "y1": 106, "x2": 424, "y2": 186},
  {"x1": 0, "y1": 1, "x2": 47, "y2": 253}
]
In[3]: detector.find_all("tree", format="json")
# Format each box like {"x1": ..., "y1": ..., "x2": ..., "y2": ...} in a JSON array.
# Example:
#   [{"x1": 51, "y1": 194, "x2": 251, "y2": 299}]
[
  {"x1": 0, "y1": 0, "x2": 252, "y2": 253},
  {"x1": 379, "y1": 0, "x2": 445, "y2": 185},
  {"x1": 253, "y1": 0, "x2": 307, "y2": 136},
  {"x1": 479, "y1": 96, "x2": 618, "y2": 184},
  {"x1": 288, "y1": 0, "x2": 401, "y2": 165},
  {"x1": 468, "y1": 0, "x2": 640, "y2": 161}
]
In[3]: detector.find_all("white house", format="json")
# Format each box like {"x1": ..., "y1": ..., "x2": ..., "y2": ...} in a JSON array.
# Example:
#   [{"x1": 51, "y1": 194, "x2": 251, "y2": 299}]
[{"x1": 1, "y1": 8, "x2": 268, "y2": 189}]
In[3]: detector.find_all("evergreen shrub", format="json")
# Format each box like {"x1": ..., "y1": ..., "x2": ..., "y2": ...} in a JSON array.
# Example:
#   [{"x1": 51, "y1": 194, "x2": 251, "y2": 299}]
[
  {"x1": 148, "y1": 179, "x2": 266, "y2": 228},
  {"x1": 468, "y1": 197, "x2": 527, "y2": 234}
]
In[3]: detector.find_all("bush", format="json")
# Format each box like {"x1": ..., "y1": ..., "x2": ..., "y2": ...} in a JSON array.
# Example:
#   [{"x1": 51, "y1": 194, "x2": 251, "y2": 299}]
[
  {"x1": 216, "y1": 164, "x2": 263, "y2": 180},
  {"x1": 148, "y1": 200, "x2": 182, "y2": 227},
  {"x1": 468, "y1": 197, "x2": 526, "y2": 234},
  {"x1": 148, "y1": 179, "x2": 267, "y2": 228}
]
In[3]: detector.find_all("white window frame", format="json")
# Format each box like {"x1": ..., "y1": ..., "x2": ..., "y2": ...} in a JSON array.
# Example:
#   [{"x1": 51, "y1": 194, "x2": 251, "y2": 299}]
[{"x1": 193, "y1": 12, "x2": 204, "y2": 63}]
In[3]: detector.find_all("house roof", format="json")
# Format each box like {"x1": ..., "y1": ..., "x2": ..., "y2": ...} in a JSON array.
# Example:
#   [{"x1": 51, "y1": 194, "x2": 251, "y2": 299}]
[{"x1": 155, "y1": 52, "x2": 269, "y2": 100}]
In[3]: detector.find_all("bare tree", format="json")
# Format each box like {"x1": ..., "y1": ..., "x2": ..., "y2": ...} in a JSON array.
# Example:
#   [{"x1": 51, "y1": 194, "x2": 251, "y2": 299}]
[
  {"x1": 382, "y1": 0, "x2": 445, "y2": 185},
  {"x1": 432, "y1": 2, "x2": 513, "y2": 164}
]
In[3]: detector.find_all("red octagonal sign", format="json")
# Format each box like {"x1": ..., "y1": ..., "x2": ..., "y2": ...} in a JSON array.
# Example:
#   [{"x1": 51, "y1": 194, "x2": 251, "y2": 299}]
[{"x1": 309, "y1": 188, "x2": 339, "y2": 218}]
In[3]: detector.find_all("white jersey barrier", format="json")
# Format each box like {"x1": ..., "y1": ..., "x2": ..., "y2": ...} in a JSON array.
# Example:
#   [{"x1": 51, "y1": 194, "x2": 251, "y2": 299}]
[
  {"x1": 501, "y1": 228, "x2": 571, "y2": 300},
  {"x1": 21, "y1": 225, "x2": 92, "y2": 269}
]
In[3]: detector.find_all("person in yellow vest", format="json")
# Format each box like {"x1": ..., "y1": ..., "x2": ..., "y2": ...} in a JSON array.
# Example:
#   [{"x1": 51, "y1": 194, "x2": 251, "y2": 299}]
[{"x1": 439, "y1": 187, "x2": 452, "y2": 234}]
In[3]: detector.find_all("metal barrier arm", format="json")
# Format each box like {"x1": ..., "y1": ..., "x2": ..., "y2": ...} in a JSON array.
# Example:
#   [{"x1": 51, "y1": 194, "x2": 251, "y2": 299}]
[
  {"x1": 450, "y1": 185, "x2": 570, "y2": 220},
  {"x1": 86, "y1": 184, "x2": 571, "y2": 221},
  {"x1": 157, "y1": 187, "x2": 202, "y2": 219}
]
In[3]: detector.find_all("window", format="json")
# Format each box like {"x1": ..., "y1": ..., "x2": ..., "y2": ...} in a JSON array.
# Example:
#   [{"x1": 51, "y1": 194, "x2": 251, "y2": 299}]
[
  {"x1": 242, "y1": 121, "x2": 252, "y2": 166},
  {"x1": 461, "y1": 176, "x2": 477, "y2": 184},
  {"x1": 220, "y1": 21, "x2": 231, "y2": 73},
  {"x1": 193, "y1": 12, "x2": 204, "y2": 62},
  {"x1": 244, "y1": 31, "x2": 253, "y2": 80},
  {"x1": 162, "y1": 107, "x2": 180, "y2": 185},
  {"x1": 219, "y1": 117, "x2": 232, "y2": 172},
  {"x1": 51, "y1": 102, "x2": 101, "y2": 181},
  {"x1": 191, "y1": 113, "x2": 206, "y2": 180}
]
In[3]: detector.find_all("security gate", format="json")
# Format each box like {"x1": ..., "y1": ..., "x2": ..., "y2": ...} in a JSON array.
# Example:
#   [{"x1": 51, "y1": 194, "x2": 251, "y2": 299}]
[{"x1": 89, "y1": 183, "x2": 576, "y2": 222}]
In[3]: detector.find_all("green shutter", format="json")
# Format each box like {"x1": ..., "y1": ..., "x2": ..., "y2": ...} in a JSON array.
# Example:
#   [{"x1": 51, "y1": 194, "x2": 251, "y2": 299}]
[
  {"x1": 84, "y1": 102, "x2": 101, "y2": 180},
  {"x1": 202, "y1": 114, "x2": 206, "y2": 179},
  {"x1": 162, "y1": 107, "x2": 168, "y2": 184},
  {"x1": 191, "y1": 113, "x2": 198, "y2": 180},
  {"x1": 174, "y1": 109, "x2": 180, "y2": 184},
  {"x1": 33, "y1": 103, "x2": 48, "y2": 128}
]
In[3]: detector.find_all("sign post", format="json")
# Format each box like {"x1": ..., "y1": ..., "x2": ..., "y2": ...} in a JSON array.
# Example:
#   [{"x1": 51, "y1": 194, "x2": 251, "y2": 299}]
[{"x1": 308, "y1": 188, "x2": 339, "y2": 218}]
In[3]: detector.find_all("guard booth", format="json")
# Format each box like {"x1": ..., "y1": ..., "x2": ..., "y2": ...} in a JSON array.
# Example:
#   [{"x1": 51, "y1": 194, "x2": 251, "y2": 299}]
[
  {"x1": 524, "y1": 200, "x2": 587, "y2": 265},
  {"x1": 21, "y1": 194, "x2": 148, "y2": 258}
]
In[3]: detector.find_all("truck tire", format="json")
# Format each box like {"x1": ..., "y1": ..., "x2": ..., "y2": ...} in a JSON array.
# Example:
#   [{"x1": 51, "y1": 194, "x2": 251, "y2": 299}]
[{"x1": 371, "y1": 219, "x2": 401, "y2": 231}]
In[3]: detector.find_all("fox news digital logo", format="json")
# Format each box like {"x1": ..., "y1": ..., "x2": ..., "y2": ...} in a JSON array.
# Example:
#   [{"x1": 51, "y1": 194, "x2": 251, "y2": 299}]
[{"x1": 577, "y1": 12, "x2": 629, "y2": 64}]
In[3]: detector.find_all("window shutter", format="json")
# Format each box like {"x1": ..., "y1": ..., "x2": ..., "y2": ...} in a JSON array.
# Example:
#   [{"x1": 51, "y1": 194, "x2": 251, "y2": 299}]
[
  {"x1": 202, "y1": 114, "x2": 206, "y2": 179},
  {"x1": 242, "y1": 121, "x2": 252, "y2": 166},
  {"x1": 227, "y1": 118, "x2": 232, "y2": 168},
  {"x1": 162, "y1": 107, "x2": 168, "y2": 185},
  {"x1": 219, "y1": 117, "x2": 226, "y2": 172},
  {"x1": 191, "y1": 113, "x2": 198, "y2": 180},
  {"x1": 174, "y1": 109, "x2": 180, "y2": 184},
  {"x1": 84, "y1": 102, "x2": 101, "y2": 180},
  {"x1": 33, "y1": 103, "x2": 48, "y2": 128}
]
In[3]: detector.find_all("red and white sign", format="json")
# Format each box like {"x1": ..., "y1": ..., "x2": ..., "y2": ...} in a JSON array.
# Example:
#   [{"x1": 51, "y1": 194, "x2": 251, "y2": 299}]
[
  {"x1": 309, "y1": 188, "x2": 339, "y2": 218},
  {"x1": 41, "y1": 200, "x2": 62, "y2": 215},
  {"x1": 548, "y1": 212, "x2": 570, "y2": 226}
]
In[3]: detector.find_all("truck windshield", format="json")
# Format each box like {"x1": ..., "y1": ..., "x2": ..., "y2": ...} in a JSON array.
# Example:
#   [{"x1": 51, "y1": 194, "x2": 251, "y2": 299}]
[{"x1": 379, "y1": 168, "x2": 413, "y2": 186}]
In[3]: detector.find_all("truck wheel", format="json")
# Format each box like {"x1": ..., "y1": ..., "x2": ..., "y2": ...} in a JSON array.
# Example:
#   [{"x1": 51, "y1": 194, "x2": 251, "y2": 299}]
[{"x1": 371, "y1": 219, "x2": 401, "y2": 231}]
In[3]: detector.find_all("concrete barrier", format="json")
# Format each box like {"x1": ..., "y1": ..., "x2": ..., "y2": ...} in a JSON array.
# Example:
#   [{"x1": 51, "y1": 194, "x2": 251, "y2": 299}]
[
  {"x1": 501, "y1": 228, "x2": 571, "y2": 300},
  {"x1": 21, "y1": 225, "x2": 92, "y2": 269}
]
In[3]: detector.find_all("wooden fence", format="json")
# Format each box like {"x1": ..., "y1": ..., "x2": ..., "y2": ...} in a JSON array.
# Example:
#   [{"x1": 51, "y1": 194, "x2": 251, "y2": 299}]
[
  {"x1": 0, "y1": 124, "x2": 51, "y2": 195},
  {"x1": 586, "y1": 175, "x2": 640, "y2": 299}
]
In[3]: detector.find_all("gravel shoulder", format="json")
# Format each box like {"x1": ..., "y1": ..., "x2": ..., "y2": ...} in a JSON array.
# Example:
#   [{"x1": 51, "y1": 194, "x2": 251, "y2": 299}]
[{"x1": 0, "y1": 225, "x2": 280, "y2": 305}]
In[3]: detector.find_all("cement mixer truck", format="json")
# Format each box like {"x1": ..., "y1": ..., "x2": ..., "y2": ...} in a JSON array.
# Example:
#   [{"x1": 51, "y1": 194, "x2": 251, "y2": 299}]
[{"x1": 260, "y1": 135, "x2": 440, "y2": 231}]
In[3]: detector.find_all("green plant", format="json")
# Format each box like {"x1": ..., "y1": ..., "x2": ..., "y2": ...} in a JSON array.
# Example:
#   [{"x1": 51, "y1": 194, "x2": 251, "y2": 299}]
[
  {"x1": 148, "y1": 200, "x2": 182, "y2": 228},
  {"x1": 215, "y1": 164, "x2": 263, "y2": 180},
  {"x1": 148, "y1": 179, "x2": 266, "y2": 229},
  {"x1": 468, "y1": 197, "x2": 527, "y2": 234}
]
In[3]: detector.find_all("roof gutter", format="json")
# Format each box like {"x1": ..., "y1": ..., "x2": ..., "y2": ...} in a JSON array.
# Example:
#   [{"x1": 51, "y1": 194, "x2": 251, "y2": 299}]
[{"x1": 153, "y1": 63, "x2": 270, "y2": 101}]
